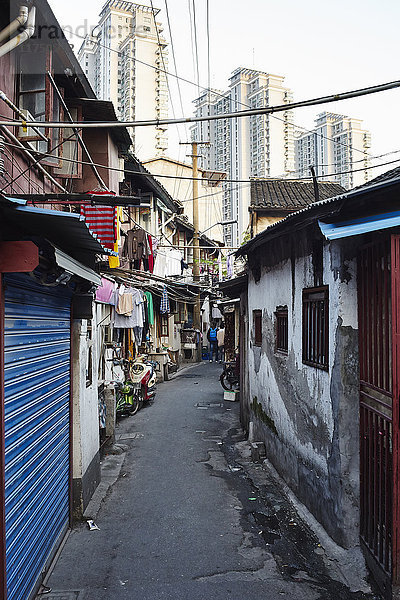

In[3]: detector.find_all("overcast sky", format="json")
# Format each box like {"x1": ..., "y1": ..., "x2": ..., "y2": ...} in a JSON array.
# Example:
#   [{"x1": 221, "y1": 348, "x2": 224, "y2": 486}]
[{"x1": 49, "y1": 0, "x2": 400, "y2": 172}]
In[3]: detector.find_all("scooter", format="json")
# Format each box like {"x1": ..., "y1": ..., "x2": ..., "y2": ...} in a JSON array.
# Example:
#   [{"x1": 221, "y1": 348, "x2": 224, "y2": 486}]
[
  {"x1": 113, "y1": 357, "x2": 140, "y2": 417},
  {"x1": 129, "y1": 355, "x2": 157, "y2": 410}
]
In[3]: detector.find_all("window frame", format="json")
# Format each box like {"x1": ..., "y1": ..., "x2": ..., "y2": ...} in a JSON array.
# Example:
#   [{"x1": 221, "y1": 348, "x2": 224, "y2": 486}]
[
  {"x1": 253, "y1": 309, "x2": 262, "y2": 347},
  {"x1": 158, "y1": 314, "x2": 169, "y2": 338},
  {"x1": 302, "y1": 286, "x2": 329, "y2": 370},
  {"x1": 275, "y1": 306, "x2": 288, "y2": 355},
  {"x1": 17, "y1": 47, "x2": 64, "y2": 167}
]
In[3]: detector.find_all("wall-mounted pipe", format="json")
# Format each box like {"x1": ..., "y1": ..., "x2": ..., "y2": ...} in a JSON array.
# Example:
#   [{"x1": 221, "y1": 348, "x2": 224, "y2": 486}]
[
  {"x1": 0, "y1": 5, "x2": 28, "y2": 45},
  {"x1": 0, "y1": 6, "x2": 35, "y2": 59}
]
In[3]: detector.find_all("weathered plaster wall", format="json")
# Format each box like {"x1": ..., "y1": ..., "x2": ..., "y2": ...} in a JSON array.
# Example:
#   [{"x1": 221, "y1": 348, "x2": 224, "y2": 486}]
[
  {"x1": 72, "y1": 316, "x2": 101, "y2": 517},
  {"x1": 246, "y1": 231, "x2": 360, "y2": 547}
]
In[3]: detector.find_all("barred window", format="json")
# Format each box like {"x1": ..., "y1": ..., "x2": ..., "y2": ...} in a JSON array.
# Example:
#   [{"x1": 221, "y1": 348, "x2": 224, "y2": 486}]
[
  {"x1": 302, "y1": 287, "x2": 329, "y2": 370},
  {"x1": 275, "y1": 306, "x2": 288, "y2": 354},
  {"x1": 253, "y1": 310, "x2": 262, "y2": 346}
]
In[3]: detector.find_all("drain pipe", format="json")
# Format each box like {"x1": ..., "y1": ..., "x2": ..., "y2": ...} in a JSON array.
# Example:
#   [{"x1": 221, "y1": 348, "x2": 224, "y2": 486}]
[
  {"x1": 0, "y1": 6, "x2": 35, "y2": 58},
  {"x1": 0, "y1": 125, "x2": 67, "y2": 192},
  {"x1": 0, "y1": 5, "x2": 28, "y2": 45},
  {"x1": 0, "y1": 91, "x2": 48, "y2": 143}
]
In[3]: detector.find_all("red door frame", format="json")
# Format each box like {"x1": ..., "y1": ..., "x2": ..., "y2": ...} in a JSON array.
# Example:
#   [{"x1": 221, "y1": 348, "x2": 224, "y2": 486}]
[{"x1": 391, "y1": 234, "x2": 400, "y2": 587}]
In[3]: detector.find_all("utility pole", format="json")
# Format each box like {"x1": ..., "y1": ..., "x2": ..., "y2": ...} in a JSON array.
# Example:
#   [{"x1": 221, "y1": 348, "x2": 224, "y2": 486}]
[{"x1": 180, "y1": 141, "x2": 209, "y2": 341}]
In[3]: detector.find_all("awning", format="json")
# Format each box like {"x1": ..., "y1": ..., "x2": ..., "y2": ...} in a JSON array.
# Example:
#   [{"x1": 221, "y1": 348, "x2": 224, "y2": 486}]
[
  {"x1": 319, "y1": 210, "x2": 400, "y2": 240},
  {"x1": 0, "y1": 196, "x2": 117, "y2": 261},
  {"x1": 54, "y1": 247, "x2": 101, "y2": 285}
]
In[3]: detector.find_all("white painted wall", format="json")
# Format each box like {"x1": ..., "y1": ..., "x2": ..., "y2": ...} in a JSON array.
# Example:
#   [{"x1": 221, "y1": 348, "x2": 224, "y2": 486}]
[{"x1": 246, "y1": 237, "x2": 360, "y2": 546}]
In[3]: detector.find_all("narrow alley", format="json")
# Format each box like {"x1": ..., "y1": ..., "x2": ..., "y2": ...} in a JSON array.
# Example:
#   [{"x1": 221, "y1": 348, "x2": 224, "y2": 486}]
[{"x1": 43, "y1": 364, "x2": 378, "y2": 600}]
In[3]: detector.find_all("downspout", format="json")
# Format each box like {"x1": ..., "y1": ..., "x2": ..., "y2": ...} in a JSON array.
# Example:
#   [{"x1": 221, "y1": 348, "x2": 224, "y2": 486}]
[
  {"x1": 0, "y1": 6, "x2": 36, "y2": 58},
  {"x1": 0, "y1": 5, "x2": 28, "y2": 45},
  {"x1": 0, "y1": 125, "x2": 68, "y2": 192}
]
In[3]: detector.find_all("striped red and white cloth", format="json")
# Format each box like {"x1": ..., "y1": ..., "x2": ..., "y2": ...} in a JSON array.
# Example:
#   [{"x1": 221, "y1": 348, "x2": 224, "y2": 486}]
[{"x1": 80, "y1": 195, "x2": 118, "y2": 250}]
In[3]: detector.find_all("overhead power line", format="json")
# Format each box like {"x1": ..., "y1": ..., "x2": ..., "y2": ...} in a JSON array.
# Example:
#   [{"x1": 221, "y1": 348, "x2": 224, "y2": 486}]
[
  {"x1": 66, "y1": 26, "x2": 379, "y2": 161},
  {"x1": 2, "y1": 139, "x2": 400, "y2": 189},
  {"x1": 2, "y1": 79, "x2": 399, "y2": 130}
]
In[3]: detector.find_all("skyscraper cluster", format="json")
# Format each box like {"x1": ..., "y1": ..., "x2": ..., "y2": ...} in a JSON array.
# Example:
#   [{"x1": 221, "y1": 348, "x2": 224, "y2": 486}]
[{"x1": 79, "y1": 2, "x2": 372, "y2": 246}]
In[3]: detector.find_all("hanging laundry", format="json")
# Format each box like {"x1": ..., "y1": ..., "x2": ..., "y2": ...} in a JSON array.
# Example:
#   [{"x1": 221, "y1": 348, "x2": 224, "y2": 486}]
[
  {"x1": 160, "y1": 285, "x2": 170, "y2": 314},
  {"x1": 122, "y1": 227, "x2": 150, "y2": 270},
  {"x1": 153, "y1": 251, "x2": 167, "y2": 277},
  {"x1": 181, "y1": 258, "x2": 188, "y2": 275},
  {"x1": 227, "y1": 255, "x2": 234, "y2": 278},
  {"x1": 218, "y1": 253, "x2": 223, "y2": 282},
  {"x1": 80, "y1": 204, "x2": 118, "y2": 250},
  {"x1": 144, "y1": 291, "x2": 154, "y2": 325},
  {"x1": 148, "y1": 235, "x2": 154, "y2": 273},
  {"x1": 113, "y1": 287, "x2": 145, "y2": 328},
  {"x1": 96, "y1": 277, "x2": 116, "y2": 304},
  {"x1": 116, "y1": 293, "x2": 133, "y2": 316},
  {"x1": 109, "y1": 206, "x2": 123, "y2": 268}
]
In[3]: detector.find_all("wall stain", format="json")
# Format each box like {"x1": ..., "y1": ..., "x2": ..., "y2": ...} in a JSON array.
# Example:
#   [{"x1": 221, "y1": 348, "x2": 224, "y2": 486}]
[{"x1": 251, "y1": 396, "x2": 278, "y2": 436}]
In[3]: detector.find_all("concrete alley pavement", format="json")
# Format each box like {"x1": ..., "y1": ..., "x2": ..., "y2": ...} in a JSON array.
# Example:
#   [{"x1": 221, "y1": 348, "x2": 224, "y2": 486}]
[{"x1": 43, "y1": 363, "x2": 379, "y2": 600}]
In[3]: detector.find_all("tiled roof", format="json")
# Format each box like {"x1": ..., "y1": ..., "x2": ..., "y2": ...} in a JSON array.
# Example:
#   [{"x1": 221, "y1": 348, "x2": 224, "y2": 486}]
[{"x1": 250, "y1": 179, "x2": 346, "y2": 210}]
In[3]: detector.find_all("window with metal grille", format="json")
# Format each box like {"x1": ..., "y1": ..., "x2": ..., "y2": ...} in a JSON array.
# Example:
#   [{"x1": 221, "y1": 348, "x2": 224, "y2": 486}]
[
  {"x1": 275, "y1": 306, "x2": 288, "y2": 354},
  {"x1": 302, "y1": 287, "x2": 329, "y2": 369},
  {"x1": 253, "y1": 310, "x2": 262, "y2": 346}
]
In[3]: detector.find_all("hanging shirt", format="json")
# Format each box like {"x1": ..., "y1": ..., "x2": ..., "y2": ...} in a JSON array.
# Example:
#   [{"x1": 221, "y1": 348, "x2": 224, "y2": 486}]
[
  {"x1": 227, "y1": 255, "x2": 233, "y2": 278},
  {"x1": 116, "y1": 293, "x2": 133, "y2": 316},
  {"x1": 113, "y1": 287, "x2": 144, "y2": 328},
  {"x1": 160, "y1": 285, "x2": 170, "y2": 314},
  {"x1": 96, "y1": 278, "x2": 115, "y2": 304},
  {"x1": 122, "y1": 228, "x2": 150, "y2": 261},
  {"x1": 144, "y1": 291, "x2": 154, "y2": 325},
  {"x1": 80, "y1": 204, "x2": 118, "y2": 250}
]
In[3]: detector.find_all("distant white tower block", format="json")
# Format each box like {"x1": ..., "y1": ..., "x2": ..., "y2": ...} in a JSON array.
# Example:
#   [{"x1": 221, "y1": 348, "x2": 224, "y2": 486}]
[
  {"x1": 191, "y1": 68, "x2": 295, "y2": 247},
  {"x1": 78, "y1": 1, "x2": 168, "y2": 159},
  {"x1": 295, "y1": 112, "x2": 371, "y2": 190}
]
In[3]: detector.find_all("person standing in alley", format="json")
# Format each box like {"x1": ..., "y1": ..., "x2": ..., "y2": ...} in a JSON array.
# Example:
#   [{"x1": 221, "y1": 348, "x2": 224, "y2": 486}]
[
  {"x1": 207, "y1": 322, "x2": 219, "y2": 362},
  {"x1": 217, "y1": 323, "x2": 225, "y2": 363}
]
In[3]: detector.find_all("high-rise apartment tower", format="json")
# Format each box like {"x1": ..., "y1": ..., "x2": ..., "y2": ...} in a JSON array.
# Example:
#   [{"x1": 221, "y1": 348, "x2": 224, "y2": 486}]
[
  {"x1": 295, "y1": 112, "x2": 371, "y2": 189},
  {"x1": 192, "y1": 68, "x2": 295, "y2": 246},
  {"x1": 78, "y1": 1, "x2": 168, "y2": 159}
]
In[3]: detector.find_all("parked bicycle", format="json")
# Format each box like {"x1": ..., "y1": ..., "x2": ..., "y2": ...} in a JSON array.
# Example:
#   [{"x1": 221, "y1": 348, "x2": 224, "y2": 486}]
[{"x1": 220, "y1": 354, "x2": 240, "y2": 391}]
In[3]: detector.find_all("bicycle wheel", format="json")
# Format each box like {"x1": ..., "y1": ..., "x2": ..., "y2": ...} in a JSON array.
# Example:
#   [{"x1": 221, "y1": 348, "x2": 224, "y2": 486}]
[{"x1": 220, "y1": 371, "x2": 239, "y2": 391}]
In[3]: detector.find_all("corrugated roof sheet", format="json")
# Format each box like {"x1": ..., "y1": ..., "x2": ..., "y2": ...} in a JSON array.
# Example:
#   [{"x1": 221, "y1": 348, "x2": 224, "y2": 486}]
[
  {"x1": 250, "y1": 179, "x2": 346, "y2": 210},
  {"x1": 0, "y1": 196, "x2": 115, "y2": 263}
]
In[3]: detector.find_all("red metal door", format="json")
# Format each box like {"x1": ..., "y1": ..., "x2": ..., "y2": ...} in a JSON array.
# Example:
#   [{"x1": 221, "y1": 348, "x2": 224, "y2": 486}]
[
  {"x1": 358, "y1": 239, "x2": 392, "y2": 595},
  {"x1": 391, "y1": 234, "x2": 400, "y2": 589}
]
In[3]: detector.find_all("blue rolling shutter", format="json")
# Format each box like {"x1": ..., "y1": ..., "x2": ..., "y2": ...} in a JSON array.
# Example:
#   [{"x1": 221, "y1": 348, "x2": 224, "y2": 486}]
[{"x1": 3, "y1": 274, "x2": 72, "y2": 600}]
